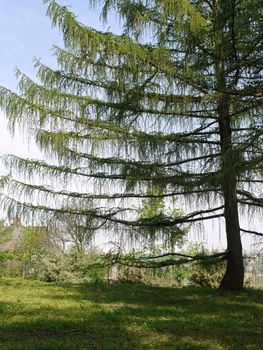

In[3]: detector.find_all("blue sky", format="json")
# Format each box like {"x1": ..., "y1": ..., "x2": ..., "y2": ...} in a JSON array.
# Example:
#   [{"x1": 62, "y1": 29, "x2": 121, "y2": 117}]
[
  {"x1": 0, "y1": 0, "x2": 60, "y2": 91},
  {"x1": 0, "y1": 0, "x2": 109, "y2": 158},
  {"x1": 0, "y1": 0, "x2": 107, "y2": 91}
]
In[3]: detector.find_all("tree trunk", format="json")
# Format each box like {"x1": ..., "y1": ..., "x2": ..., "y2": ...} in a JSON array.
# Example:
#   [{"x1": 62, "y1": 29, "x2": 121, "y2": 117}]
[
  {"x1": 218, "y1": 94, "x2": 244, "y2": 291},
  {"x1": 214, "y1": 0, "x2": 245, "y2": 289}
]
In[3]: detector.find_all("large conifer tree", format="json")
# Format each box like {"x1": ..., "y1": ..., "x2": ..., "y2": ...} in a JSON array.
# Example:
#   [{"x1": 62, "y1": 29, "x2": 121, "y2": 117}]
[{"x1": 0, "y1": 0, "x2": 263, "y2": 290}]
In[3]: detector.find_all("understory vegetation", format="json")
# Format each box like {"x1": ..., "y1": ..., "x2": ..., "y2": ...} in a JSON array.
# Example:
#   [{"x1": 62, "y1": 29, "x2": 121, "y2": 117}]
[
  {"x1": 1, "y1": 240, "x2": 255, "y2": 289},
  {"x1": 0, "y1": 222, "x2": 259, "y2": 288},
  {"x1": 0, "y1": 226, "x2": 229, "y2": 288},
  {"x1": 0, "y1": 221, "x2": 13, "y2": 245}
]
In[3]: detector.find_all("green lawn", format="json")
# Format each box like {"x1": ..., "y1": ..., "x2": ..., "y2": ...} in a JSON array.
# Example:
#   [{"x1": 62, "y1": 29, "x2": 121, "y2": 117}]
[{"x1": 0, "y1": 278, "x2": 262, "y2": 350}]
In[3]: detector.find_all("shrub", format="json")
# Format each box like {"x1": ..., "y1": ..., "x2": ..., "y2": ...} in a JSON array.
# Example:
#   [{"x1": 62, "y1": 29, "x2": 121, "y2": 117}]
[
  {"x1": 188, "y1": 259, "x2": 226, "y2": 288},
  {"x1": 38, "y1": 249, "x2": 107, "y2": 283}
]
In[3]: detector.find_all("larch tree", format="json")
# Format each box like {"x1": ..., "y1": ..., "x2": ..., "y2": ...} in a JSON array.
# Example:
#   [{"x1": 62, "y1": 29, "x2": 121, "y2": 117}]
[{"x1": 0, "y1": 0, "x2": 263, "y2": 290}]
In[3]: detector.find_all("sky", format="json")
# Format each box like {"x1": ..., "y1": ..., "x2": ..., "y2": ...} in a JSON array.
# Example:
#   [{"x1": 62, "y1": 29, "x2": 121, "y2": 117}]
[
  {"x1": 0, "y1": 0, "x2": 105, "y2": 160},
  {"x1": 0, "y1": 0, "x2": 260, "y2": 252},
  {"x1": 0, "y1": 0, "x2": 107, "y2": 90}
]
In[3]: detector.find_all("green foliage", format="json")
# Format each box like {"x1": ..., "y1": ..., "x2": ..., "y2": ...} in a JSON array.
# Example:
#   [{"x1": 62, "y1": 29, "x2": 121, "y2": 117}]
[
  {"x1": 110, "y1": 243, "x2": 226, "y2": 287},
  {"x1": 0, "y1": 251, "x2": 23, "y2": 278},
  {"x1": 140, "y1": 187, "x2": 165, "y2": 219},
  {"x1": 180, "y1": 243, "x2": 226, "y2": 288},
  {"x1": 188, "y1": 260, "x2": 226, "y2": 288},
  {"x1": 11, "y1": 226, "x2": 53, "y2": 278},
  {"x1": 120, "y1": 264, "x2": 188, "y2": 287},
  {"x1": 0, "y1": 251, "x2": 14, "y2": 263},
  {"x1": 0, "y1": 0, "x2": 233, "y2": 237},
  {"x1": 0, "y1": 221, "x2": 107, "y2": 283},
  {"x1": 0, "y1": 261, "x2": 22, "y2": 278},
  {"x1": 0, "y1": 220, "x2": 13, "y2": 245},
  {"x1": 139, "y1": 185, "x2": 189, "y2": 250},
  {"x1": 17, "y1": 226, "x2": 51, "y2": 261},
  {"x1": 1, "y1": 230, "x2": 107, "y2": 282},
  {"x1": 38, "y1": 249, "x2": 107, "y2": 283}
]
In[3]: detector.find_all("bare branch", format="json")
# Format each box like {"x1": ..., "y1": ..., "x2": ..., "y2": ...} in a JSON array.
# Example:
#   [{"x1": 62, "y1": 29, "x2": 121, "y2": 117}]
[{"x1": 241, "y1": 228, "x2": 263, "y2": 237}]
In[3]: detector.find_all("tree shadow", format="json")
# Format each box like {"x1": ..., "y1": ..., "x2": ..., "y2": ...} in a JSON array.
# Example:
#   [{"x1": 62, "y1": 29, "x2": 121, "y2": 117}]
[
  {"x1": 49, "y1": 283, "x2": 263, "y2": 349},
  {"x1": 0, "y1": 300, "x2": 150, "y2": 350},
  {"x1": 0, "y1": 281, "x2": 262, "y2": 350}
]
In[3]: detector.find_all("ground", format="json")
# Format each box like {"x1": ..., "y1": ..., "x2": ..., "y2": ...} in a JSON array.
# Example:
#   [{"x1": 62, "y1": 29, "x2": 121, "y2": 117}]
[{"x1": 0, "y1": 278, "x2": 262, "y2": 350}]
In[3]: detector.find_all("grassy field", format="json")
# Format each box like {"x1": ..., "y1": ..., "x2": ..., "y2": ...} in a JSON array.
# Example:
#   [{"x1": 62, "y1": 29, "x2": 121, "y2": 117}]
[{"x1": 0, "y1": 278, "x2": 262, "y2": 350}]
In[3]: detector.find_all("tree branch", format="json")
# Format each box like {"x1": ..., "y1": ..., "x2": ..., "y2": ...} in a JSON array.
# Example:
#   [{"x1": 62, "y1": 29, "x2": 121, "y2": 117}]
[{"x1": 241, "y1": 228, "x2": 263, "y2": 237}]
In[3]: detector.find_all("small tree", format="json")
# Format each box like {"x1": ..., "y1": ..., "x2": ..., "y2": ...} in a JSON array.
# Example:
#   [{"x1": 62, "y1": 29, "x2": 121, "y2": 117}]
[
  {"x1": 50, "y1": 211, "x2": 106, "y2": 253},
  {"x1": 15, "y1": 226, "x2": 53, "y2": 277}
]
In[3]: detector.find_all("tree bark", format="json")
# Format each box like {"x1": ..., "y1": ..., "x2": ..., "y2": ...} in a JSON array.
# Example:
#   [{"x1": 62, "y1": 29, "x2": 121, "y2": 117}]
[
  {"x1": 214, "y1": 0, "x2": 244, "y2": 289},
  {"x1": 218, "y1": 94, "x2": 244, "y2": 290}
]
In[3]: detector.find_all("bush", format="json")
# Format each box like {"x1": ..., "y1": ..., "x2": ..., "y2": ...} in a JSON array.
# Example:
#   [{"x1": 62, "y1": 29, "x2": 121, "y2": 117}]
[
  {"x1": 188, "y1": 259, "x2": 226, "y2": 288},
  {"x1": 0, "y1": 252, "x2": 23, "y2": 277},
  {"x1": 39, "y1": 249, "x2": 107, "y2": 283},
  {"x1": 117, "y1": 264, "x2": 188, "y2": 288},
  {"x1": 0, "y1": 260, "x2": 23, "y2": 278}
]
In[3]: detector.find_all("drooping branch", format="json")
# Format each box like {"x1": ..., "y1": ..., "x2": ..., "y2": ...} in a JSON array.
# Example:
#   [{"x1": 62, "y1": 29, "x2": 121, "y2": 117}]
[
  {"x1": 240, "y1": 228, "x2": 263, "y2": 237},
  {"x1": 141, "y1": 251, "x2": 227, "y2": 260},
  {"x1": 110, "y1": 251, "x2": 228, "y2": 269},
  {"x1": 237, "y1": 190, "x2": 263, "y2": 207},
  {"x1": 1, "y1": 176, "x2": 219, "y2": 201},
  {"x1": 2, "y1": 154, "x2": 220, "y2": 185},
  {"x1": 0, "y1": 194, "x2": 224, "y2": 228}
]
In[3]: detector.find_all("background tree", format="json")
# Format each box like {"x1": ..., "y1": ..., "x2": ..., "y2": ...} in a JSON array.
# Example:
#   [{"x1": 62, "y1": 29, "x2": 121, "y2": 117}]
[
  {"x1": 0, "y1": 0, "x2": 263, "y2": 290},
  {"x1": 16, "y1": 226, "x2": 53, "y2": 277},
  {"x1": 50, "y1": 210, "x2": 106, "y2": 253}
]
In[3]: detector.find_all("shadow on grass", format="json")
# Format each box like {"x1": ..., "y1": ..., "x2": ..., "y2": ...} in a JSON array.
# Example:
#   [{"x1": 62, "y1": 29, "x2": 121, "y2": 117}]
[
  {"x1": 0, "y1": 299, "x2": 150, "y2": 350},
  {"x1": 0, "y1": 280, "x2": 262, "y2": 350}
]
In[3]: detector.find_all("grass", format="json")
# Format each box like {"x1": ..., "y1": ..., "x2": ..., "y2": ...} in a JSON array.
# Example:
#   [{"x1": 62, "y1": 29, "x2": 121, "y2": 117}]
[{"x1": 0, "y1": 278, "x2": 262, "y2": 350}]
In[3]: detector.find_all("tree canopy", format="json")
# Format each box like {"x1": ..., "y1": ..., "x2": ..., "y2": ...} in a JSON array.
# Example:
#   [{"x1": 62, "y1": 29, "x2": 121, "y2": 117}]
[{"x1": 0, "y1": 0, "x2": 263, "y2": 290}]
